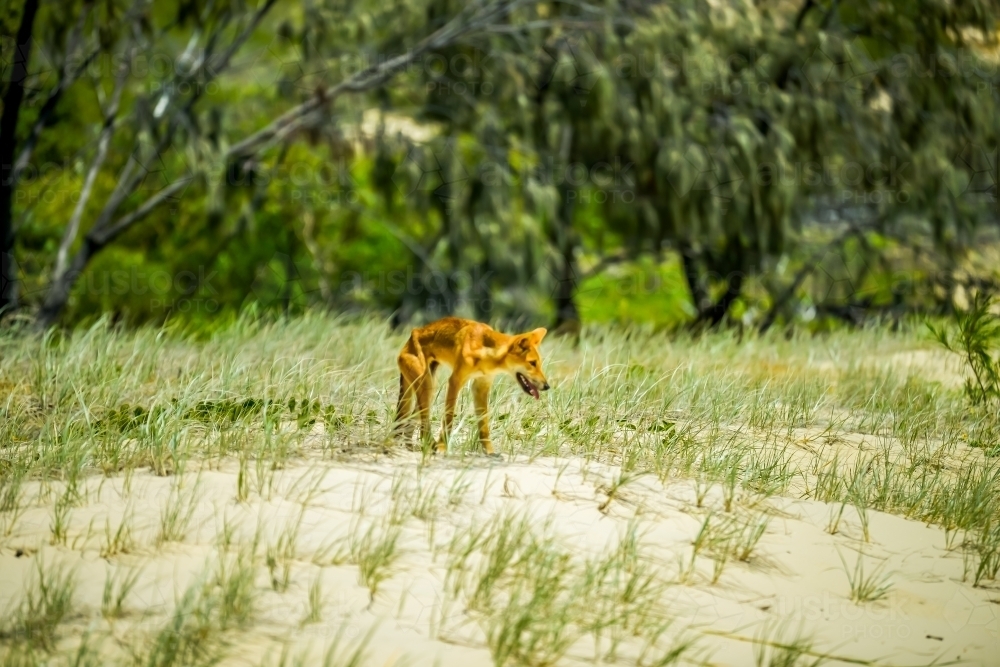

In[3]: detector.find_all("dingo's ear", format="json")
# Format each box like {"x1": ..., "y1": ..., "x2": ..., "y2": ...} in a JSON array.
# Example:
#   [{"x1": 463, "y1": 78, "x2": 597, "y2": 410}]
[{"x1": 514, "y1": 328, "x2": 547, "y2": 352}]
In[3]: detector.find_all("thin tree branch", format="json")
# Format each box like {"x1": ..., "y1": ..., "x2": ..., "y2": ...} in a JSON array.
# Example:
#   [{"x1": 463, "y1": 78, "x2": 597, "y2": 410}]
[
  {"x1": 229, "y1": 0, "x2": 522, "y2": 159},
  {"x1": 206, "y1": 0, "x2": 279, "y2": 84},
  {"x1": 11, "y1": 46, "x2": 101, "y2": 184},
  {"x1": 87, "y1": 155, "x2": 140, "y2": 234},
  {"x1": 93, "y1": 177, "x2": 195, "y2": 245},
  {"x1": 85, "y1": 0, "x2": 280, "y2": 241},
  {"x1": 53, "y1": 60, "x2": 130, "y2": 282},
  {"x1": 580, "y1": 249, "x2": 637, "y2": 281}
]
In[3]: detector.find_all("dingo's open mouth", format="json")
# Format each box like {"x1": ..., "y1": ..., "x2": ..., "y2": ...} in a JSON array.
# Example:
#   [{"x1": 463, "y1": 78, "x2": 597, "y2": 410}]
[{"x1": 516, "y1": 372, "x2": 540, "y2": 399}]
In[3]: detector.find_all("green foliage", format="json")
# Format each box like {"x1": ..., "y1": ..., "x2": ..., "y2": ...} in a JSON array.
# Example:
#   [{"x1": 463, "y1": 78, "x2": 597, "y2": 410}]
[
  {"x1": 6, "y1": 0, "x2": 1000, "y2": 328},
  {"x1": 576, "y1": 256, "x2": 692, "y2": 327},
  {"x1": 96, "y1": 397, "x2": 339, "y2": 434},
  {"x1": 930, "y1": 291, "x2": 1000, "y2": 406}
]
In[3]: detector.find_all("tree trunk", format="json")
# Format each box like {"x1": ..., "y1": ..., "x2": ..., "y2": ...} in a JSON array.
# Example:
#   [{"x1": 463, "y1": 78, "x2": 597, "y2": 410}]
[
  {"x1": 679, "y1": 244, "x2": 711, "y2": 314},
  {"x1": 36, "y1": 237, "x2": 96, "y2": 328},
  {"x1": 682, "y1": 240, "x2": 746, "y2": 329},
  {"x1": 696, "y1": 270, "x2": 744, "y2": 327},
  {"x1": 0, "y1": 0, "x2": 41, "y2": 318},
  {"x1": 552, "y1": 182, "x2": 580, "y2": 333},
  {"x1": 553, "y1": 245, "x2": 580, "y2": 327}
]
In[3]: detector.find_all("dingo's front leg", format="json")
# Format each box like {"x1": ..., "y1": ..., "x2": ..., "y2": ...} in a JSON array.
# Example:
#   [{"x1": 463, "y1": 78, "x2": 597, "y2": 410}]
[{"x1": 472, "y1": 377, "x2": 496, "y2": 456}]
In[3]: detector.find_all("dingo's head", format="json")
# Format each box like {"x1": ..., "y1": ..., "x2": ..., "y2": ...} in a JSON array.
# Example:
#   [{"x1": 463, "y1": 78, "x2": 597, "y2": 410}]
[{"x1": 506, "y1": 328, "x2": 550, "y2": 399}]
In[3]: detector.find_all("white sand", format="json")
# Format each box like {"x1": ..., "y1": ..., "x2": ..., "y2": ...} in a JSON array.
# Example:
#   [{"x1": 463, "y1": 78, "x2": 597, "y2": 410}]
[{"x1": 1, "y1": 450, "x2": 997, "y2": 666}]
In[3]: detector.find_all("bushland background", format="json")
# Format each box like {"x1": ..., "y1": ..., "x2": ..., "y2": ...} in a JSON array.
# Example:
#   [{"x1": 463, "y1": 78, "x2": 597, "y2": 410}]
[{"x1": 2, "y1": 0, "x2": 998, "y2": 335}]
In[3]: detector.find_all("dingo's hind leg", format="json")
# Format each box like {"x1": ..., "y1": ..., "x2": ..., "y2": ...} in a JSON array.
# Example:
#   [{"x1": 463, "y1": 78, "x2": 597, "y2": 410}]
[
  {"x1": 394, "y1": 373, "x2": 417, "y2": 444},
  {"x1": 414, "y1": 364, "x2": 437, "y2": 446},
  {"x1": 396, "y1": 339, "x2": 425, "y2": 447}
]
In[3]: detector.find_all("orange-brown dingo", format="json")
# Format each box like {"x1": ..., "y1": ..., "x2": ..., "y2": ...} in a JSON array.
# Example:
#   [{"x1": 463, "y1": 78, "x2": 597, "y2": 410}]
[{"x1": 394, "y1": 317, "x2": 550, "y2": 456}]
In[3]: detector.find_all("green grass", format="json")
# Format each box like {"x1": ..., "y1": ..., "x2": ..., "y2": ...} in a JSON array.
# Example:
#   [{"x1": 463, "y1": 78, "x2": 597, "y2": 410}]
[
  {"x1": 301, "y1": 574, "x2": 326, "y2": 626},
  {"x1": 840, "y1": 550, "x2": 893, "y2": 604},
  {"x1": 100, "y1": 507, "x2": 137, "y2": 559},
  {"x1": 0, "y1": 312, "x2": 998, "y2": 665},
  {"x1": 348, "y1": 518, "x2": 403, "y2": 604},
  {"x1": 752, "y1": 621, "x2": 829, "y2": 667},
  {"x1": 101, "y1": 566, "x2": 141, "y2": 620},
  {"x1": 441, "y1": 509, "x2": 689, "y2": 666},
  {"x1": 266, "y1": 509, "x2": 303, "y2": 593},
  {"x1": 1, "y1": 558, "x2": 77, "y2": 652},
  {"x1": 142, "y1": 569, "x2": 226, "y2": 667}
]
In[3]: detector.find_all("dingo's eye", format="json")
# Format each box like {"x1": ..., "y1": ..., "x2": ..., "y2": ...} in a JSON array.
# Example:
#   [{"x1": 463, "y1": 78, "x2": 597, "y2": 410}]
[{"x1": 529, "y1": 360, "x2": 537, "y2": 367}]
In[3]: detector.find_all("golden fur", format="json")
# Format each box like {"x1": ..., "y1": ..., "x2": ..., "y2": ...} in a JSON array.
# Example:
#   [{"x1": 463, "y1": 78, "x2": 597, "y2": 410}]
[{"x1": 394, "y1": 317, "x2": 549, "y2": 455}]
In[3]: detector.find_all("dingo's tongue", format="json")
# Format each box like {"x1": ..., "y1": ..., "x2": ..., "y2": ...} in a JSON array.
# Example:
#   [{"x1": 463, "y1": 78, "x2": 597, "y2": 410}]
[{"x1": 517, "y1": 372, "x2": 540, "y2": 399}]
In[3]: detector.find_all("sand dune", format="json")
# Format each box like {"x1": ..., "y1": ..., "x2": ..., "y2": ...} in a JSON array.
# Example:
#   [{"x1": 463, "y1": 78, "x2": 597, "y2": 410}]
[{"x1": 1, "y1": 450, "x2": 996, "y2": 666}]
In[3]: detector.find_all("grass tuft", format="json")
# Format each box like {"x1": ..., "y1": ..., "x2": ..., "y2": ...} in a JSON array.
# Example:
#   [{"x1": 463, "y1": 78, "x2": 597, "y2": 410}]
[
  {"x1": 840, "y1": 550, "x2": 893, "y2": 604},
  {"x1": 1, "y1": 558, "x2": 77, "y2": 652}
]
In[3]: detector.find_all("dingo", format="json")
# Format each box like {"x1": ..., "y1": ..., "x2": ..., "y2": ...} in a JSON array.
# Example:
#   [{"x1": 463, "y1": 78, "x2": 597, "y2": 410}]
[{"x1": 394, "y1": 317, "x2": 549, "y2": 456}]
